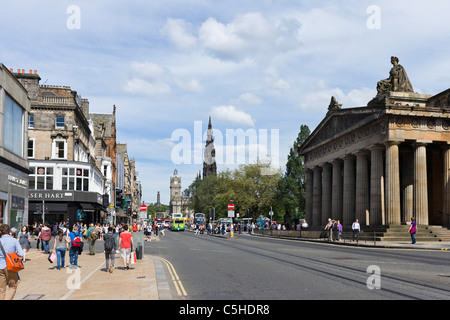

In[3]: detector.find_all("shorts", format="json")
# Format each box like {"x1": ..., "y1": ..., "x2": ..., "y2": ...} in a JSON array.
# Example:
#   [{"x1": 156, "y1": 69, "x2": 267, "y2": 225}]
[{"x1": 121, "y1": 248, "x2": 131, "y2": 259}]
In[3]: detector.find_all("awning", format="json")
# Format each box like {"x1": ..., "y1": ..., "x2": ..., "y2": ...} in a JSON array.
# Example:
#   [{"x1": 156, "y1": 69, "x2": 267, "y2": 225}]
[{"x1": 80, "y1": 203, "x2": 95, "y2": 212}]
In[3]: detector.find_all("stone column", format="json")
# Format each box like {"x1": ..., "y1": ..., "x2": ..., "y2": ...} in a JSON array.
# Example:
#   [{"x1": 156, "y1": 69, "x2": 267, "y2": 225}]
[
  {"x1": 355, "y1": 151, "x2": 370, "y2": 226},
  {"x1": 401, "y1": 147, "x2": 414, "y2": 224},
  {"x1": 443, "y1": 145, "x2": 450, "y2": 228},
  {"x1": 414, "y1": 142, "x2": 429, "y2": 225},
  {"x1": 305, "y1": 169, "x2": 313, "y2": 226},
  {"x1": 321, "y1": 163, "x2": 332, "y2": 226},
  {"x1": 331, "y1": 159, "x2": 343, "y2": 221},
  {"x1": 312, "y1": 167, "x2": 322, "y2": 227},
  {"x1": 369, "y1": 145, "x2": 384, "y2": 225},
  {"x1": 385, "y1": 141, "x2": 401, "y2": 225},
  {"x1": 342, "y1": 155, "x2": 356, "y2": 225}
]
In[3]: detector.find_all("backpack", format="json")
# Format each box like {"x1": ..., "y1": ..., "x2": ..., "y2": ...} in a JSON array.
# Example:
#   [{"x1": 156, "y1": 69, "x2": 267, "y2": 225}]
[
  {"x1": 104, "y1": 234, "x2": 114, "y2": 251},
  {"x1": 91, "y1": 229, "x2": 98, "y2": 240},
  {"x1": 42, "y1": 228, "x2": 51, "y2": 241},
  {"x1": 72, "y1": 232, "x2": 82, "y2": 247}
]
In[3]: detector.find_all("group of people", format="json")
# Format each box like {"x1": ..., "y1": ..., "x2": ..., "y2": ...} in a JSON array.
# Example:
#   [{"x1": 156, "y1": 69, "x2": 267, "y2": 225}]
[
  {"x1": 323, "y1": 218, "x2": 361, "y2": 242},
  {"x1": 0, "y1": 221, "x2": 140, "y2": 300}
]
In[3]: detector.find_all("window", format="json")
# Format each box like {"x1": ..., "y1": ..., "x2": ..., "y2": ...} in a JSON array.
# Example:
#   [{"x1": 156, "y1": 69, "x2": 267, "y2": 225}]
[
  {"x1": 52, "y1": 139, "x2": 67, "y2": 159},
  {"x1": 62, "y1": 167, "x2": 89, "y2": 191},
  {"x1": 27, "y1": 139, "x2": 35, "y2": 158},
  {"x1": 4, "y1": 93, "x2": 24, "y2": 156},
  {"x1": 56, "y1": 116, "x2": 65, "y2": 128},
  {"x1": 28, "y1": 114, "x2": 34, "y2": 128},
  {"x1": 29, "y1": 166, "x2": 53, "y2": 190}
]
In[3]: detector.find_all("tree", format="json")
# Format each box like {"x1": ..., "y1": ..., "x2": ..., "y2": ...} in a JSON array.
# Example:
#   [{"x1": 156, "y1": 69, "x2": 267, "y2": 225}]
[{"x1": 281, "y1": 125, "x2": 310, "y2": 222}]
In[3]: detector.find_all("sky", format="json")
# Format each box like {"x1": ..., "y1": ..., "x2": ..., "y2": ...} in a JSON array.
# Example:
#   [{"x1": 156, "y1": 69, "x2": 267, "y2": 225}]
[{"x1": 2, "y1": 0, "x2": 450, "y2": 205}]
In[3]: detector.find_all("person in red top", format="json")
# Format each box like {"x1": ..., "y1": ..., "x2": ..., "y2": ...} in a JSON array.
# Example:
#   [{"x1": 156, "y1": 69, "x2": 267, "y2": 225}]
[
  {"x1": 118, "y1": 225, "x2": 134, "y2": 270},
  {"x1": 132, "y1": 223, "x2": 138, "y2": 232}
]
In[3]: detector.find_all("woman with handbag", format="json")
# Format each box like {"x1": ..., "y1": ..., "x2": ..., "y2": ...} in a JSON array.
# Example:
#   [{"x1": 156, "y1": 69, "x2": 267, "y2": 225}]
[
  {"x1": 0, "y1": 224, "x2": 24, "y2": 300},
  {"x1": 52, "y1": 230, "x2": 67, "y2": 270}
]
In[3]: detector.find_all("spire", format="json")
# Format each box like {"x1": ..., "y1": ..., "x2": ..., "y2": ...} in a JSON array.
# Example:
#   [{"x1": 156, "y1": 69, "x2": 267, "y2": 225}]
[{"x1": 208, "y1": 116, "x2": 212, "y2": 129}]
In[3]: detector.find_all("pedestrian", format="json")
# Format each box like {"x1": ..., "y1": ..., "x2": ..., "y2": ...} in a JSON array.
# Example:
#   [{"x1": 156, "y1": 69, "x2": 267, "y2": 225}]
[
  {"x1": 336, "y1": 220, "x2": 343, "y2": 241},
  {"x1": 68, "y1": 225, "x2": 83, "y2": 269},
  {"x1": 160, "y1": 223, "x2": 165, "y2": 237},
  {"x1": 409, "y1": 217, "x2": 417, "y2": 244},
  {"x1": 104, "y1": 227, "x2": 117, "y2": 273},
  {"x1": 323, "y1": 218, "x2": 332, "y2": 240},
  {"x1": 33, "y1": 222, "x2": 42, "y2": 250},
  {"x1": 0, "y1": 224, "x2": 24, "y2": 300},
  {"x1": 18, "y1": 226, "x2": 31, "y2": 262},
  {"x1": 118, "y1": 224, "x2": 134, "y2": 270},
  {"x1": 352, "y1": 219, "x2": 360, "y2": 242},
  {"x1": 52, "y1": 230, "x2": 67, "y2": 270},
  {"x1": 86, "y1": 223, "x2": 98, "y2": 255},
  {"x1": 39, "y1": 223, "x2": 52, "y2": 254}
]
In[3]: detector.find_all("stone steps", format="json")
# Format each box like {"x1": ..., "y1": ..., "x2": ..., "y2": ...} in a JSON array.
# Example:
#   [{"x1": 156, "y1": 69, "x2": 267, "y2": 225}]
[{"x1": 358, "y1": 225, "x2": 450, "y2": 242}]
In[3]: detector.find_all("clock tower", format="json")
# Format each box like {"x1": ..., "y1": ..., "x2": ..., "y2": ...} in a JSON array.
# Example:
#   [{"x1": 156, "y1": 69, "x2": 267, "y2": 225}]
[{"x1": 170, "y1": 169, "x2": 182, "y2": 214}]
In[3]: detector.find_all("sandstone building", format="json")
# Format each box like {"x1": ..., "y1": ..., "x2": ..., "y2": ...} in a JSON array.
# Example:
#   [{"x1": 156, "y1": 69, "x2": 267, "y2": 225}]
[{"x1": 299, "y1": 57, "x2": 450, "y2": 228}]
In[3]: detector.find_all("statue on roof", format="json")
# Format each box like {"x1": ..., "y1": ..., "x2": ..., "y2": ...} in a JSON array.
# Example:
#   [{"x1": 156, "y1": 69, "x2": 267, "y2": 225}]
[
  {"x1": 376, "y1": 56, "x2": 414, "y2": 96},
  {"x1": 328, "y1": 96, "x2": 342, "y2": 111}
]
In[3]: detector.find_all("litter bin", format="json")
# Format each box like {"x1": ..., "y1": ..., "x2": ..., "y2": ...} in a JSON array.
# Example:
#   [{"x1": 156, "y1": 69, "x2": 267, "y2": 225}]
[{"x1": 136, "y1": 241, "x2": 143, "y2": 260}]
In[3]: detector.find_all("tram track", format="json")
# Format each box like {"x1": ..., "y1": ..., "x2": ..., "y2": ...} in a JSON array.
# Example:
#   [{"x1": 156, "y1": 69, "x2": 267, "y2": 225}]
[{"x1": 183, "y1": 232, "x2": 450, "y2": 300}]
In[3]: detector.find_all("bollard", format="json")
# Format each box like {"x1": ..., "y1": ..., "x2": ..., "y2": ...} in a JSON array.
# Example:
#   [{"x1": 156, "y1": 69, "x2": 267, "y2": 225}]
[{"x1": 136, "y1": 241, "x2": 143, "y2": 260}]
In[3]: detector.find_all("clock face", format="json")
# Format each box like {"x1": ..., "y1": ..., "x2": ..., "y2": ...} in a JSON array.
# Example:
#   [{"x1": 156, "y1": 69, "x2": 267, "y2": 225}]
[{"x1": 174, "y1": 180, "x2": 178, "y2": 185}]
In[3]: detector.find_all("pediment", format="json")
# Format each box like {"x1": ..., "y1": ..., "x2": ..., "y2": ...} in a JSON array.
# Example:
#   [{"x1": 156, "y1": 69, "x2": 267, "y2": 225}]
[{"x1": 299, "y1": 108, "x2": 384, "y2": 154}]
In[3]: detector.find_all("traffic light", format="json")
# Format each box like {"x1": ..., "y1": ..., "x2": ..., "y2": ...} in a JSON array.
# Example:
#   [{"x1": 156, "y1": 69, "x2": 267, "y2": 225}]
[
  {"x1": 115, "y1": 189, "x2": 123, "y2": 207},
  {"x1": 127, "y1": 204, "x2": 132, "y2": 215},
  {"x1": 35, "y1": 203, "x2": 42, "y2": 214}
]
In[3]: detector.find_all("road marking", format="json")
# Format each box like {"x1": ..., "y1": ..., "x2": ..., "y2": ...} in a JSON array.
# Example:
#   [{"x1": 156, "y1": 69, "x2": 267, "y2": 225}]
[{"x1": 155, "y1": 256, "x2": 187, "y2": 297}]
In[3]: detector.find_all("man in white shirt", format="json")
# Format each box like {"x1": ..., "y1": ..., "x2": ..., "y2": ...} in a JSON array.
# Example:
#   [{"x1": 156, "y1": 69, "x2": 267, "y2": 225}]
[{"x1": 352, "y1": 219, "x2": 360, "y2": 242}]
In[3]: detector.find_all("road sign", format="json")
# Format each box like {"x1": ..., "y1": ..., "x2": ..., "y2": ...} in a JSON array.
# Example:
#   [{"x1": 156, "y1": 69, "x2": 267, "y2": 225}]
[
  {"x1": 228, "y1": 203, "x2": 235, "y2": 210},
  {"x1": 140, "y1": 204, "x2": 147, "y2": 211}
]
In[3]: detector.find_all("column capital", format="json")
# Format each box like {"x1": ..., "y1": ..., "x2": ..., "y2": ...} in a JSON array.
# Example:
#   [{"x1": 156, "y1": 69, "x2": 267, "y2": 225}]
[
  {"x1": 352, "y1": 149, "x2": 370, "y2": 157},
  {"x1": 368, "y1": 144, "x2": 385, "y2": 151},
  {"x1": 383, "y1": 140, "x2": 402, "y2": 147},
  {"x1": 413, "y1": 140, "x2": 432, "y2": 147}
]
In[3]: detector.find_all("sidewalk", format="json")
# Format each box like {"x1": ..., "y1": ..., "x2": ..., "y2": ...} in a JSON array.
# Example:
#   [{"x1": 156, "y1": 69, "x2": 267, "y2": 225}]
[
  {"x1": 249, "y1": 232, "x2": 450, "y2": 251},
  {"x1": 13, "y1": 245, "x2": 165, "y2": 300}
]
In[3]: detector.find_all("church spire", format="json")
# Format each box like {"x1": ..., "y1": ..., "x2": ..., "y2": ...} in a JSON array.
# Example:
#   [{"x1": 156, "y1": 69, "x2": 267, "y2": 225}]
[{"x1": 203, "y1": 116, "x2": 217, "y2": 179}]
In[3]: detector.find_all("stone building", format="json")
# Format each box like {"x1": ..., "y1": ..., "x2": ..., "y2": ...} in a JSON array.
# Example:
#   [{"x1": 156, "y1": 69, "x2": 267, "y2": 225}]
[
  {"x1": 170, "y1": 169, "x2": 182, "y2": 214},
  {"x1": 0, "y1": 65, "x2": 31, "y2": 230},
  {"x1": 203, "y1": 117, "x2": 217, "y2": 179},
  {"x1": 299, "y1": 57, "x2": 450, "y2": 228},
  {"x1": 14, "y1": 69, "x2": 108, "y2": 227}
]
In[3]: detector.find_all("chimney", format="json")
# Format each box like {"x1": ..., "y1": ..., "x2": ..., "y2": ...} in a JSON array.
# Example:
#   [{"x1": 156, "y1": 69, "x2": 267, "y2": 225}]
[{"x1": 17, "y1": 68, "x2": 21, "y2": 73}]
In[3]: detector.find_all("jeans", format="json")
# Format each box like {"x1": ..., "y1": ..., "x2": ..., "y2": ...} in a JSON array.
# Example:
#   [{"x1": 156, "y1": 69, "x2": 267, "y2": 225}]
[
  {"x1": 42, "y1": 240, "x2": 50, "y2": 253},
  {"x1": 411, "y1": 232, "x2": 416, "y2": 244},
  {"x1": 105, "y1": 250, "x2": 115, "y2": 269},
  {"x1": 56, "y1": 248, "x2": 66, "y2": 270},
  {"x1": 69, "y1": 247, "x2": 79, "y2": 268}
]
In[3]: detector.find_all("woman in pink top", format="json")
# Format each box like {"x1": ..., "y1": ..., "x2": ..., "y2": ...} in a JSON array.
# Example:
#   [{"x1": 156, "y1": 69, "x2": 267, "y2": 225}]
[{"x1": 118, "y1": 225, "x2": 134, "y2": 270}]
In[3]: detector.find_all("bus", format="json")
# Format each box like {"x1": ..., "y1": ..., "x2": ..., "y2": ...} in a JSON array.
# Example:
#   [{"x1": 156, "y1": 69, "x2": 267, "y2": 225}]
[
  {"x1": 194, "y1": 213, "x2": 206, "y2": 226},
  {"x1": 154, "y1": 212, "x2": 166, "y2": 227},
  {"x1": 169, "y1": 213, "x2": 185, "y2": 231}
]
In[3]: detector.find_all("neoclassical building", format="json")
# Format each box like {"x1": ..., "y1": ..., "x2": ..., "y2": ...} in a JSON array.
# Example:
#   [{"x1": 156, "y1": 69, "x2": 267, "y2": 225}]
[{"x1": 299, "y1": 57, "x2": 450, "y2": 228}]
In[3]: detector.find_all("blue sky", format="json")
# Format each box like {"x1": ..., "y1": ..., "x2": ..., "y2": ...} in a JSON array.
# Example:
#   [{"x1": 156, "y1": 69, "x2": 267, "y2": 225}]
[{"x1": 2, "y1": 0, "x2": 450, "y2": 205}]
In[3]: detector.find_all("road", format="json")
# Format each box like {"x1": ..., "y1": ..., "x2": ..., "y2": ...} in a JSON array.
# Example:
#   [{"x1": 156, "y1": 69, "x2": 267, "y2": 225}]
[{"x1": 144, "y1": 230, "x2": 450, "y2": 300}]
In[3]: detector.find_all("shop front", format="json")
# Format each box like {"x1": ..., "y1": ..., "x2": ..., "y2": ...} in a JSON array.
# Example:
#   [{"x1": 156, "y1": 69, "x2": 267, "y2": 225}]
[
  {"x1": 0, "y1": 163, "x2": 29, "y2": 230},
  {"x1": 28, "y1": 190, "x2": 107, "y2": 228}
]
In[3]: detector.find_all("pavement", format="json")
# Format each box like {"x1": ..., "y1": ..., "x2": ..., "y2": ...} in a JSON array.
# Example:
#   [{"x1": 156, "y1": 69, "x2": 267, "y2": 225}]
[
  {"x1": 10, "y1": 233, "x2": 450, "y2": 301},
  {"x1": 12, "y1": 237, "x2": 174, "y2": 301}
]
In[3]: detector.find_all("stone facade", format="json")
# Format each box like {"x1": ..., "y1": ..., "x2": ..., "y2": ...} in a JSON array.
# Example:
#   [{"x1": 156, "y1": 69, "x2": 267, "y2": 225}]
[{"x1": 299, "y1": 60, "x2": 450, "y2": 228}]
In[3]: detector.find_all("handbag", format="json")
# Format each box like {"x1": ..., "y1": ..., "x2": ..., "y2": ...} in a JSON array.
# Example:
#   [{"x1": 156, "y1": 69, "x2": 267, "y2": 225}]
[
  {"x1": 0, "y1": 240, "x2": 25, "y2": 273},
  {"x1": 48, "y1": 251, "x2": 56, "y2": 263}
]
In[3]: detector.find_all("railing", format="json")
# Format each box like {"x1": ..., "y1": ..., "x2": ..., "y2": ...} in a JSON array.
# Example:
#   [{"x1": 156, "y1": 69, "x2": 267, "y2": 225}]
[{"x1": 42, "y1": 96, "x2": 73, "y2": 105}]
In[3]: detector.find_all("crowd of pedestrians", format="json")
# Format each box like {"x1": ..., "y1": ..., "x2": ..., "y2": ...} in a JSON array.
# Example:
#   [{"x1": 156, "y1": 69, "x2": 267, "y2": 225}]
[{"x1": 0, "y1": 220, "x2": 146, "y2": 300}]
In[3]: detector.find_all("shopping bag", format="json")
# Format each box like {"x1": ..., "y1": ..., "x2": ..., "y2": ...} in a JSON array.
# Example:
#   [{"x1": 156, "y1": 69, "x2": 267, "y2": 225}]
[
  {"x1": 130, "y1": 251, "x2": 137, "y2": 264},
  {"x1": 48, "y1": 251, "x2": 56, "y2": 263},
  {"x1": 0, "y1": 242, "x2": 24, "y2": 272}
]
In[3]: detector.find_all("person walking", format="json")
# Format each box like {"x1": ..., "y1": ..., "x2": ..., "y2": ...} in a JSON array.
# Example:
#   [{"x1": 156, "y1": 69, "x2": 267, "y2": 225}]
[
  {"x1": 336, "y1": 220, "x2": 343, "y2": 242},
  {"x1": 0, "y1": 224, "x2": 24, "y2": 300},
  {"x1": 39, "y1": 223, "x2": 52, "y2": 254},
  {"x1": 52, "y1": 230, "x2": 67, "y2": 270},
  {"x1": 352, "y1": 219, "x2": 360, "y2": 242},
  {"x1": 118, "y1": 224, "x2": 134, "y2": 270},
  {"x1": 104, "y1": 227, "x2": 117, "y2": 273},
  {"x1": 18, "y1": 226, "x2": 31, "y2": 262},
  {"x1": 86, "y1": 223, "x2": 98, "y2": 255},
  {"x1": 68, "y1": 225, "x2": 83, "y2": 269},
  {"x1": 409, "y1": 217, "x2": 417, "y2": 244}
]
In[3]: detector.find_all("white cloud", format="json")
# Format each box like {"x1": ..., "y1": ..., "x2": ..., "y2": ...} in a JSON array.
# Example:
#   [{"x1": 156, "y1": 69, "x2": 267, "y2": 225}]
[
  {"x1": 210, "y1": 105, "x2": 255, "y2": 127},
  {"x1": 234, "y1": 92, "x2": 263, "y2": 105},
  {"x1": 161, "y1": 18, "x2": 197, "y2": 49},
  {"x1": 265, "y1": 67, "x2": 291, "y2": 92},
  {"x1": 123, "y1": 77, "x2": 171, "y2": 96}
]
